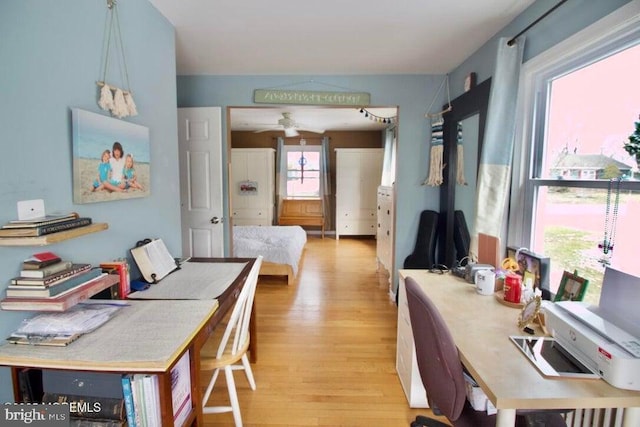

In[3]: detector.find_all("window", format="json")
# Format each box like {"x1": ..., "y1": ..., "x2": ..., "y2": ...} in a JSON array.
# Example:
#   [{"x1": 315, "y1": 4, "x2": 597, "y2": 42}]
[
  {"x1": 284, "y1": 145, "x2": 321, "y2": 198},
  {"x1": 512, "y1": 7, "x2": 640, "y2": 305}
]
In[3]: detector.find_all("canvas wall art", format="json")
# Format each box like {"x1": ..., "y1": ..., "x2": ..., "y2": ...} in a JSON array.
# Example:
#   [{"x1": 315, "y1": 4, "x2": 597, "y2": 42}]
[{"x1": 72, "y1": 108, "x2": 150, "y2": 204}]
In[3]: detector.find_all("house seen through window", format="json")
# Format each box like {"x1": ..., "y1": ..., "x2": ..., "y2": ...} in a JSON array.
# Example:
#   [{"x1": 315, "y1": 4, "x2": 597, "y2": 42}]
[{"x1": 521, "y1": 31, "x2": 640, "y2": 305}]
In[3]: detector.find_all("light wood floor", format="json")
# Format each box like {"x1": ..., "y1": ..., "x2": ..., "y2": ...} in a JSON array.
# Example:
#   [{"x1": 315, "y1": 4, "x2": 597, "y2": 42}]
[{"x1": 201, "y1": 235, "x2": 447, "y2": 426}]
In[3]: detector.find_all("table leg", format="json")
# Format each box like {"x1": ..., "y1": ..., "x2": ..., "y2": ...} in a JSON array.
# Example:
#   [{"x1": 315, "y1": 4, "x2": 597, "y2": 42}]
[
  {"x1": 495, "y1": 409, "x2": 516, "y2": 427},
  {"x1": 623, "y1": 407, "x2": 640, "y2": 427}
]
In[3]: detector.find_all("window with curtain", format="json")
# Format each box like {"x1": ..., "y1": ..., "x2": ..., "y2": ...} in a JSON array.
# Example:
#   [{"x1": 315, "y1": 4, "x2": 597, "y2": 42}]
[
  {"x1": 284, "y1": 145, "x2": 321, "y2": 198},
  {"x1": 513, "y1": 11, "x2": 640, "y2": 305}
]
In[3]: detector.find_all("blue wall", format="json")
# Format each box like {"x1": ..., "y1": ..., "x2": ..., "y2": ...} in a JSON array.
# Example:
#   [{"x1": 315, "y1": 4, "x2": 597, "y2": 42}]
[
  {"x1": 177, "y1": 75, "x2": 446, "y2": 272},
  {"x1": 0, "y1": 0, "x2": 178, "y2": 402}
]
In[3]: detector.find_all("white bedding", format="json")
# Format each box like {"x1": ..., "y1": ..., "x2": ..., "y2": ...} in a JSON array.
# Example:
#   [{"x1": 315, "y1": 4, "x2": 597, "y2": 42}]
[{"x1": 232, "y1": 225, "x2": 307, "y2": 275}]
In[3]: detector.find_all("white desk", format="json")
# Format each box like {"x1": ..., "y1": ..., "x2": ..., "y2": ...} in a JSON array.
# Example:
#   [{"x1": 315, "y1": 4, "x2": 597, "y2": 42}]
[{"x1": 398, "y1": 270, "x2": 640, "y2": 427}]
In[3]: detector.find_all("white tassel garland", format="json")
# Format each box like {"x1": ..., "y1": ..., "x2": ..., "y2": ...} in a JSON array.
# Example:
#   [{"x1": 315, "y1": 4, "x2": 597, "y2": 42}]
[
  {"x1": 124, "y1": 92, "x2": 138, "y2": 117},
  {"x1": 98, "y1": 84, "x2": 114, "y2": 111},
  {"x1": 112, "y1": 88, "x2": 129, "y2": 118},
  {"x1": 424, "y1": 144, "x2": 444, "y2": 186}
]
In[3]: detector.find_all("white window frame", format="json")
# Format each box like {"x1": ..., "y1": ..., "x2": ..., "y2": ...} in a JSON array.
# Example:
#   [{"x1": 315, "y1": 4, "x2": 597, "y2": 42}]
[
  {"x1": 281, "y1": 144, "x2": 322, "y2": 198},
  {"x1": 509, "y1": 1, "x2": 640, "y2": 247}
]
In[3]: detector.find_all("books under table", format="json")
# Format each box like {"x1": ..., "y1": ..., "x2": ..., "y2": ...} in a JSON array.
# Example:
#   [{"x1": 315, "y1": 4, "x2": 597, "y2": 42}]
[
  {"x1": 0, "y1": 273, "x2": 118, "y2": 311},
  {"x1": 42, "y1": 392, "x2": 126, "y2": 422}
]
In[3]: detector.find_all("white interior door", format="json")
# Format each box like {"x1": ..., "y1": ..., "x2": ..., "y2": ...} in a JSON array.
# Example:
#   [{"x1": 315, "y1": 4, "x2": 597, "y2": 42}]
[{"x1": 178, "y1": 107, "x2": 224, "y2": 257}]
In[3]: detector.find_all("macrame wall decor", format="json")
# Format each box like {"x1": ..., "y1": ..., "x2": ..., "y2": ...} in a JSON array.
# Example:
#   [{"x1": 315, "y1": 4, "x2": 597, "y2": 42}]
[
  {"x1": 97, "y1": 0, "x2": 137, "y2": 119},
  {"x1": 424, "y1": 116, "x2": 444, "y2": 186},
  {"x1": 423, "y1": 75, "x2": 452, "y2": 186}
]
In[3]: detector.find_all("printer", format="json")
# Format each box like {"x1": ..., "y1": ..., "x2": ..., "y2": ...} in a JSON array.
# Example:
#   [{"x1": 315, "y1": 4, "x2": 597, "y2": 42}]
[{"x1": 543, "y1": 267, "x2": 640, "y2": 391}]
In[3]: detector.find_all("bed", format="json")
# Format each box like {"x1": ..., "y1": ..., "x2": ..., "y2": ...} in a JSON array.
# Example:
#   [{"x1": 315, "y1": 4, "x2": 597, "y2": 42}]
[{"x1": 232, "y1": 225, "x2": 307, "y2": 285}]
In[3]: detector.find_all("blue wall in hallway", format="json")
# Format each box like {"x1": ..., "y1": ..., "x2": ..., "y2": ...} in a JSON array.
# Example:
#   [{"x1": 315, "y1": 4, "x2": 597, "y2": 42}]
[{"x1": 0, "y1": 0, "x2": 179, "y2": 402}]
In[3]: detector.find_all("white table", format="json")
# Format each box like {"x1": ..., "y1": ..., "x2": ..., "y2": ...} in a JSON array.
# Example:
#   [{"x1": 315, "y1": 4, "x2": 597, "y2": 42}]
[{"x1": 399, "y1": 269, "x2": 640, "y2": 427}]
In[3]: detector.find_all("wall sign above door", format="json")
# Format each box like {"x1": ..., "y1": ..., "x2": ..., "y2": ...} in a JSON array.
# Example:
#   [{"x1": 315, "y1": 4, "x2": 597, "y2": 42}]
[{"x1": 254, "y1": 89, "x2": 370, "y2": 106}]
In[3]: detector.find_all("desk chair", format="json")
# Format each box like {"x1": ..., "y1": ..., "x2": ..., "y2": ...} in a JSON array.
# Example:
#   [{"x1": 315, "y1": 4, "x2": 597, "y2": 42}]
[
  {"x1": 200, "y1": 256, "x2": 263, "y2": 427},
  {"x1": 404, "y1": 276, "x2": 567, "y2": 427}
]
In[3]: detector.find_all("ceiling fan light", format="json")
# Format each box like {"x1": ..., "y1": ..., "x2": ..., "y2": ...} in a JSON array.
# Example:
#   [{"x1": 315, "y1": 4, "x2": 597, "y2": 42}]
[{"x1": 284, "y1": 128, "x2": 299, "y2": 137}]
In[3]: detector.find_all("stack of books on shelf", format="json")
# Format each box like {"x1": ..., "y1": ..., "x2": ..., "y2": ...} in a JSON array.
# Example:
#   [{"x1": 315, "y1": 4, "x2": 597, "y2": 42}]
[
  {"x1": 0, "y1": 212, "x2": 92, "y2": 238},
  {"x1": 1, "y1": 251, "x2": 109, "y2": 311}
]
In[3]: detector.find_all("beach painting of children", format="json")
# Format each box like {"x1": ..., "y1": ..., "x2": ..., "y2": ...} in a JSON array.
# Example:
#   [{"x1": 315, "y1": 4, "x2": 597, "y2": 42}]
[{"x1": 72, "y1": 108, "x2": 150, "y2": 204}]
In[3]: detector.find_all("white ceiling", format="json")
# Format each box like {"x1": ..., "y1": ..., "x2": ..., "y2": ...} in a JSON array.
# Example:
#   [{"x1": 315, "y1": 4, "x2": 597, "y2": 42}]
[
  {"x1": 149, "y1": 0, "x2": 533, "y2": 76},
  {"x1": 148, "y1": 0, "x2": 534, "y2": 132}
]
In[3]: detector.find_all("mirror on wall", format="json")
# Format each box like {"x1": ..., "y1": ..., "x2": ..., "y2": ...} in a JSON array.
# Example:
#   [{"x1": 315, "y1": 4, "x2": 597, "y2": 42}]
[
  {"x1": 438, "y1": 78, "x2": 491, "y2": 268},
  {"x1": 455, "y1": 114, "x2": 480, "y2": 233}
]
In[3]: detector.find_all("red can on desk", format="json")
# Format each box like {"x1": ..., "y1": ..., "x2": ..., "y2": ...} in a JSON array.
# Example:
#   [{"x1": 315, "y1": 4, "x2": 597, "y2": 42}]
[{"x1": 503, "y1": 273, "x2": 522, "y2": 304}]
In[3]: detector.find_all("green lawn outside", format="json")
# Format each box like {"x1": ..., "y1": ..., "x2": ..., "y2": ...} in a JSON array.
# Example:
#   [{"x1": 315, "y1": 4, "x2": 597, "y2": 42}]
[{"x1": 542, "y1": 188, "x2": 640, "y2": 305}]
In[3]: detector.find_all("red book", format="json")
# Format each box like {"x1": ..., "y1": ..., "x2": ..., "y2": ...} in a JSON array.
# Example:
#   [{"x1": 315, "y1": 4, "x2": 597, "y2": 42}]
[
  {"x1": 22, "y1": 252, "x2": 62, "y2": 270},
  {"x1": 31, "y1": 251, "x2": 60, "y2": 262},
  {"x1": 100, "y1": 261, "x2": 130, "y2": 299}
]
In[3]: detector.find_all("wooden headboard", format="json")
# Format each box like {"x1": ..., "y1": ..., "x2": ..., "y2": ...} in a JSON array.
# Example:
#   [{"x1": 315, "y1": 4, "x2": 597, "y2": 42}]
[{"x1": 278, "y1": 199, "x2": 324, "y2": 238}]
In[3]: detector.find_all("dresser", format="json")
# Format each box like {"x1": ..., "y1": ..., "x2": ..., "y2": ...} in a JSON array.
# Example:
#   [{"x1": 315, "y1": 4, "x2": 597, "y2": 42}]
[
  {"x1": 230, "y1": 148, "x2": 275, "y2": 226},
  {"x1": 335, "y1": 148, "x2": 383, "y2": 239},
  {"x1": 396, "y1": 273, "x2": 429, "y2": 408},
  {"x1": 376, "y1": 185, "x2": 394, "y2": 278}
]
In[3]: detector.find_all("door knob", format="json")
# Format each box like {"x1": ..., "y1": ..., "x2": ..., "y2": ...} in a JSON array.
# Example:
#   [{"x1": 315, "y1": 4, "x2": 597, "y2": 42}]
[{"x1": 210, "y1": 216, "x2": 222, "y2": 224}]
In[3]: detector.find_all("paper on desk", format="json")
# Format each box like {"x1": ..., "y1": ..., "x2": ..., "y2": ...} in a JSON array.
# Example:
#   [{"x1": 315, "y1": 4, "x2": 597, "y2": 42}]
[
  {"x1": 11, "y1": 302, "x2": 125, "y2": 337},
  {"x1": 127, "y1": 262, "x2": 247, "y2": 300}
]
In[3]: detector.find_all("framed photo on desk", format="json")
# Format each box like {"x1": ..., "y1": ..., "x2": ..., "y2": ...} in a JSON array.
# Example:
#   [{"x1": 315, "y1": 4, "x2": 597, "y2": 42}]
[
  {"x1": 554, "y1": 271, "x2": 589, "y2": 302},
  {"x1": 506, "y1": 246, "x2": 551, "y2": 295}
]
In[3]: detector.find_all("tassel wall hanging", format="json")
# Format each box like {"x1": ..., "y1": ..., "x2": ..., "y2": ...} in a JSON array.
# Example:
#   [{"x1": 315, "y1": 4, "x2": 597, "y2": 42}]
[
  {"x1": 423, "y1": 75, "x2": 452, "y2": 186},
  {"x1": 424, "y1": 117, "x2": 444, "y2": 186},
  {"x1": 97, "y1": 0, "x2": 137, "y2": 119}
]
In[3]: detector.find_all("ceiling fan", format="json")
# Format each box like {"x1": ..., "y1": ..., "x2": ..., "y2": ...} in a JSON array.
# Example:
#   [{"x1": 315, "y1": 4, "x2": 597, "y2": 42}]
[{"x1": 253, "y1": 112, "x2": 325, "y2": 137}]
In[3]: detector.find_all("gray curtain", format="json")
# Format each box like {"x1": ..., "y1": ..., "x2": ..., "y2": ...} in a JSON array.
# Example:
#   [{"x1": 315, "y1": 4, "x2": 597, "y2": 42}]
[
  {"x1": 320, "y1": 137, "x2": 332, "y2": 231},
  {"x1": 471, "y1": 37, "x2": 526, "y2": 258},
  {"x1": 275, "y1": 137, "x2": 285, "y2": 221}
]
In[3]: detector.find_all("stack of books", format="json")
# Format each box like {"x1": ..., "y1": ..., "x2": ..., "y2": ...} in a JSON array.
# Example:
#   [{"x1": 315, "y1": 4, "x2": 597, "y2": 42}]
[
  {"x1": 0, "y1": 212, "x2": 92, "y2": 238},
  {"x1": 39, "y1": 370, "x2": 127, "y2": 426},
  {"x1": 1, "y1": 252, "x2": 108, "y2": 311}
]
